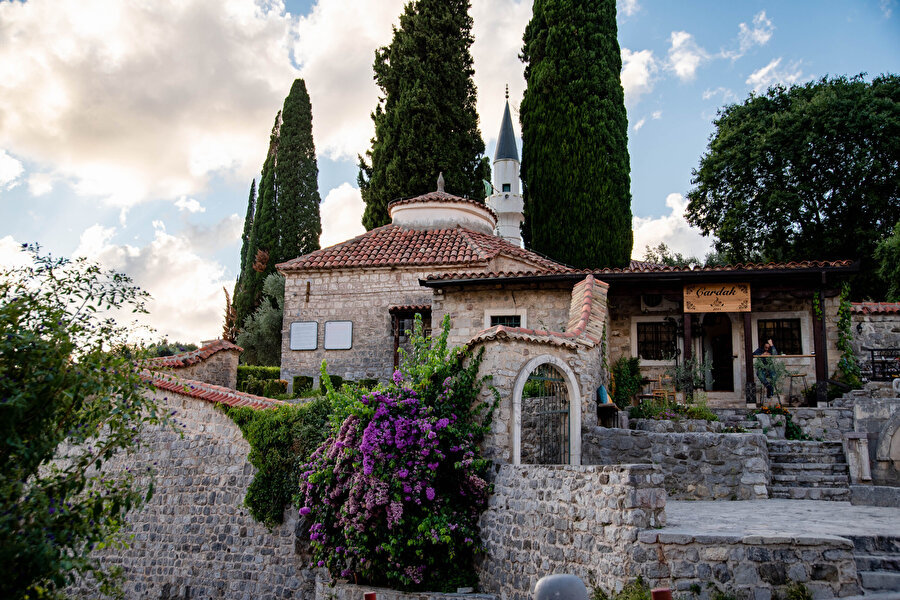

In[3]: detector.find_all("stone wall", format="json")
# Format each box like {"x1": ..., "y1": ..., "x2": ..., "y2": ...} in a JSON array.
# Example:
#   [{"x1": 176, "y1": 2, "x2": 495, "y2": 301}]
[
  {"x1": 853, "y1": 397, "x2": 900, "y2": 486},
  {"x1": 70, "y1": 384, "x2": 313, "y2": 599},
  {"x1": 851, "y1": 311, "x2": 900, "y2": 378},
  {"x1": 431, "y1": 284, "x2": 573, "y2": 348},
  {"x1": 633, "y1": 531, "x2": 860, "y2": 598},
  {"x1": 789, "y1": 407, "x2": 854, "y2": 441},
  {"x1": 314, "y1": 578, "x2": 496, "y2": 600},
  {"x1": 281, "y1": 267, "x2": 444, "y2": 385},
  {"x1": 476, "y1": 464, "x2": 666, "y2": 600},
  {"x1": 582, "y1": 427, "x2": 770, "y2": 500},
  {"x1": 175, "y1": 348, "x2": 240, "y2": 389}
]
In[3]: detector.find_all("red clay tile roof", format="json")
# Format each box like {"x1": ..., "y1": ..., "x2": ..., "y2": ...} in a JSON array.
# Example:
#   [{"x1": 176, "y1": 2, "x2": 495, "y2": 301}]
[
  {"x1": 143, "y1": 371, "x2": 284, "y2": 409},
  {"x1": 851, "y1": 302, "x2": 900, "y2": 315},
  {"x1": 595, "y1": 259, "x2": 855, "y2": 274},
  {"x1": 388, "y1": 304, "x2": 432, "y2": 313},
  {"x1": 276, "y1": 225, "x2": 570, "y2": 273},
  {"x1": 468, "y1": 275, "x2": 606, "y2": 349},
  {"x1": 388, "y1": 191, "x2": 498, "y2": 220},
  {"x1": 424, "y1": 269, "x2": 575, "y2": 282},
  {"x1": 146, "y1": 339, "x2": 242, "y2": 369}
]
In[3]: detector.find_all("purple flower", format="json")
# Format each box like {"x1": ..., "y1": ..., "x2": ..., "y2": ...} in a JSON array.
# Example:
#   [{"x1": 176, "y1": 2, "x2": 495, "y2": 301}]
[
  {"x1": 392, "y1": 370, "x2": 404, "y2": 385},
  {"x1": 299, "y1": 507, "x2": 311, "y2": 515},
  {"x1": 317, "y1": 560, "x2": 325, "y2": 567},
  {"x1": 425, "y1": 487, "x2": 435, "y2": 501}
]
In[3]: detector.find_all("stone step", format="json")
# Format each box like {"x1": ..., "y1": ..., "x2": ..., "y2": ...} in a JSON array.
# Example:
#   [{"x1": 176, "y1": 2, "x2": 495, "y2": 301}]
[
  {"x1": 856, "y1": 554, "x2": 900, "y2": 572},
  {"x1": 772, "y1": 473, "x2": 850, "y2": 486},
  {"x1": 769, "y1": 486, "x2": 850, "y2": 501},
  {"x1": 771, "y1": 462, "x2": 849, "y2": 474},
  {"x1": 851, "y1": 536, "x2": 900, "y2": 555},
  {"x1": 769, "y1": 451, "x2": 846, "y2": 464},
  {"x1": 860, "y1": 570, "x2": 900, "y2": 593},
  {"x1": 767, "y1": 440, "x2": 845, "y2": 453},
  {"x1": 836, "y1": 592, "x2": 900, "y2": 600}
]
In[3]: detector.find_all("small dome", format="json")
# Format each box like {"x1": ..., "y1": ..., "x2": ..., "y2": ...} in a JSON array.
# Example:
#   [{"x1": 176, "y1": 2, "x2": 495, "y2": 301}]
[{"x1": 389, "y1": 190, "x2": 497, "y2": 235}]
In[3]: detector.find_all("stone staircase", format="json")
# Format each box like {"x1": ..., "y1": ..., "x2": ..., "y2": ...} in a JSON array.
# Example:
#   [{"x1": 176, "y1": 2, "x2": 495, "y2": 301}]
[
  {"x1": 713, "y1": 409, "x2": 764, "y2": 433},
  {"x1": 767, "y1": 439, "x2": 851, "y2": 501},
  {"x1": 849, "y1": 535, "x2": 900, "y2": 596}
]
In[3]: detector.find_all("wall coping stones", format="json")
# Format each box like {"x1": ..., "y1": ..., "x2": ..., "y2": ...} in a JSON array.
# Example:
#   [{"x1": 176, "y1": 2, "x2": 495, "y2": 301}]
[{"x1": 315, "y1": 576, "x2": 498, "y2": 600}]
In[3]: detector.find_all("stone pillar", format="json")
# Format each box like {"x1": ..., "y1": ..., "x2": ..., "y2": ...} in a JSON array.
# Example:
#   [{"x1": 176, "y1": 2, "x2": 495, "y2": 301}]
[{"x1": 845, "y1": 432, "x2": 873, "y2": 483}]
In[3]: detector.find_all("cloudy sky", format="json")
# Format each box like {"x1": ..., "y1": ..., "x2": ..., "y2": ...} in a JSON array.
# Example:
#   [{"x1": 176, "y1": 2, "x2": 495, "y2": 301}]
[{"x1": 1, "y1": 0, "x2": 898, "y2": 343}]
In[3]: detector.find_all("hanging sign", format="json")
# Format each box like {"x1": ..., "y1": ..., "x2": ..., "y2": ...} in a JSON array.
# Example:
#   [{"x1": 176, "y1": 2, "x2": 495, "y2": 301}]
[{"x1": 683, "y1": 283, "x2": 750, "y2": 313}]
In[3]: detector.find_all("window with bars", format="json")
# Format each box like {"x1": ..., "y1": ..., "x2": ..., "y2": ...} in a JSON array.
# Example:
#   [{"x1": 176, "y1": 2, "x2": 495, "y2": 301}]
[
  {"x1": 490, "y1": 314, "x2": 522, "y2": 328},
  {"x1": 636, "y1": 322, "x2": 677, "y2": 361},
  {"x1": 757, "y1": 319, "x2": 802, "y2": 355}
]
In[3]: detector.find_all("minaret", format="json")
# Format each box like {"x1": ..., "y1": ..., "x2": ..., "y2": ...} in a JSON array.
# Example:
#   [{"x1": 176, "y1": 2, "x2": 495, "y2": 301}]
[{"x1": 486, "y1": 86, "x2": 524, "y2": 247}]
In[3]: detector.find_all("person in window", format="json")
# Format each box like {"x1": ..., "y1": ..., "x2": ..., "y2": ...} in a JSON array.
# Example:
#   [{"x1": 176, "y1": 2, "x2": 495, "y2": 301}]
[{"x1": 753, "y1": 338, "x2": 778, "y2": 398}]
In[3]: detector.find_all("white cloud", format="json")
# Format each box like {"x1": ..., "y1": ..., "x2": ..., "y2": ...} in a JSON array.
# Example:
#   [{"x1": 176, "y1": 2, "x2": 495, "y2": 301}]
[
  {"x1": 667, "y1": 31, "x2": 707, "y2": 81},
  {"x1": 632, "y1": 193, "x2": 713, "y2": 260},
  {"x1": 880, "y1": 0, "x2": 895, "y2": 18},
  {"x1": 0, "y1": 235, "x2": 30, "y2": 269},
  {"x1": 471, "y1": 0, "x2": 533, "y2": 147},
  {"x1": 27, "y1": 172, "x2": 54, "y2": 196},
  {"x1": 633, "y1": 118, "x2": 647, "y2": 132},
  {"x1": 746, "y1": 58, "x2": 804, "y2": 93},
  {"x1": 0, "y1": 0, "x2": 299, "y2": 207},
  {"x1": 720, "y1": 11, "x2": 774, "y2": 60},
  {"x1": 319, "y1": 183, "x2": 366, "y2": 248},
  {"x1": 294, "y1": 0, "x2": 404, "y2": 160},
  {"x1": 702, "y1": 87, "x2": 738, "y2": 102},
  {"x1": 73, "y1": 218, "x2": 242, "y2": 343},
  {"x1": 651, "y1": 110, "x2": 662, "y2": 120},
  {"x1": 174, "y1": 196, "x2": 205, "y2": 213},
  {"x1": 0, "y1": 149, "x2": 24, "y2": 190},
  {"x1": 617, "y1": 0, "x2": 640, "y2": 18},
  {"x1": 621, "y1": 48, "x2": 658, "y2": 107}
]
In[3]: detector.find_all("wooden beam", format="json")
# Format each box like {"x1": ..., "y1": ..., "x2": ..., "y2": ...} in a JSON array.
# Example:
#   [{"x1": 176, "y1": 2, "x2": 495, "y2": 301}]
[
  {"x1": 812, "y1": 291, "x2": 827, "y2": 403},
  {"x1": 744, "y1": 312, "x2": 755, "y2": 404}
]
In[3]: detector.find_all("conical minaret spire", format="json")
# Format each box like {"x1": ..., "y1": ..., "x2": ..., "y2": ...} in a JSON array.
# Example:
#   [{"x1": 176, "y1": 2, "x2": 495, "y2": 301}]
[{"x1": 486, "y1": 87, "x2": 524, "y2": 247}]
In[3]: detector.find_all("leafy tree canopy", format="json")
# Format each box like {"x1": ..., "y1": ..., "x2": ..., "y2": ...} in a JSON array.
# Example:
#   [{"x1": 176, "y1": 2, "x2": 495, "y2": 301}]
[
  {"x1": 0, "y1": 246, "x2": 168, "y2": 599},
  {"x1": 642, "y1": 243, "x2": 727, "y2": 268},
  {"x1": 875, "y1": 220, "x2": 900, "y2": 301},
  {"x1": 359, "y1": 0, "x2": 490, "y2": 230},
  {"x1": 236, "y1": 273, "x2": 284, "y2": 367},
  {"x1": 519, "y1": 0, "x2": 633, "y2": 269},
  {"x1": 686, "y1": 74, "x2": 900, "y2": 299}
]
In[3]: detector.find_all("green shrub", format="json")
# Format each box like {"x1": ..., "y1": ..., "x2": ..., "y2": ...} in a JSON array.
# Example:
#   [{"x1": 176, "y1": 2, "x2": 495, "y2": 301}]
[
  {"x1": 591, "y1": 577, "x2": 650, "y2": 600},
  {"x1": 612, "y1": 356, "x2": 642, "y2": 408},
  {"x1": 318, "y1": 373, "x2": 343, "y2": 394},
  {"x1": 222, "y1": 398, "x2": 330, "y2": 528},
  {"x1": 237, "y1": 365, "x2": 281, "y2": 390},
  {"x1": 293, "y1": 375, "x2": 314, "y2": 395},
  {"x1": 263, "y1": 379, "x2": 288, "y2": 398},
  {"x1": 784, "y1": 581, "x2": 813, "y2": 600},
  {"x1": 358, "y1": 378, "x2": 378, "y2": 390}
]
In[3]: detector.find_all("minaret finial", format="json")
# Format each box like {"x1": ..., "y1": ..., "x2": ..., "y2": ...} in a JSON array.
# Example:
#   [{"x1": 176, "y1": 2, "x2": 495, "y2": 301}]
[
  {"x1": 505, "y1": 84, "x2": 509, "y2": 101},
  {"x1": 437, "y1": 172, "x2": 445, "y2": 192}
]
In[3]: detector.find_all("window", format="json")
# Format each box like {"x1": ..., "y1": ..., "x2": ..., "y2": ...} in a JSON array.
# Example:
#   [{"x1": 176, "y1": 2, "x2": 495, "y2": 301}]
[
  {"x1": 324, "y1": 321, "x2": 353, "y2": 350},
  {"x1": 289, "y1": 321, "x2": 317, "y2": 350},
  {"x1": 758, "y1": 319, "x2": 802, "y2": 355},
  {"x1": 490, "y1": 314, "x2": 521, "y2": 328},
  {"x1": 636, "y1": 322, "x2": 677, "y2": 361},
  {"x1": 502, "y1": 183, "x2": 511, "y2": 192}
]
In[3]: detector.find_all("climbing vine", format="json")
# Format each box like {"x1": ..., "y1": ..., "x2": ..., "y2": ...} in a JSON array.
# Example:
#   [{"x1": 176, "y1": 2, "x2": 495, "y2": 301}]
[{"x1": 836, "y1": 282, "x2": 861, "y2": 388}]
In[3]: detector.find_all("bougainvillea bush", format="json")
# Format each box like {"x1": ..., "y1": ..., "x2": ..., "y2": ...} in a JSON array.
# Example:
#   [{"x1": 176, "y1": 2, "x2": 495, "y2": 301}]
[{"x1": 297, "y1": 315, "x2": 497, "y2": 591}]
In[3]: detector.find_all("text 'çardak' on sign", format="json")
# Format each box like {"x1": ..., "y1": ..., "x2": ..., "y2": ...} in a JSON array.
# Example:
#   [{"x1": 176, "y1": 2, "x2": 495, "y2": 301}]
[{"x1": 683, "y1": 283, "x2": 751, "y2": 313}]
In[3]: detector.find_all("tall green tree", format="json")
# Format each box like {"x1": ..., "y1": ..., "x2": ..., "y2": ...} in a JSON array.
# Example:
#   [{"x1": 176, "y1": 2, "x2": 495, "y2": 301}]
[
  {"x1": 233, "y1": 179, "x2": 257, "y2": 328},
  {"x1": 875, "y1": 220, "x2": 900, "y2": 301},
  {"x1": 276, "y1": 79, "x2": 322, "y2": 261},
  {"x1": 686, "y1": 74, "x2": 900, "y2": 299},
  {"x1": 358, "y1": 0, "x2": 490, "y2": 230},
  {"x1": 519, "y1": 0, "x2": 633, "y2": 269}
]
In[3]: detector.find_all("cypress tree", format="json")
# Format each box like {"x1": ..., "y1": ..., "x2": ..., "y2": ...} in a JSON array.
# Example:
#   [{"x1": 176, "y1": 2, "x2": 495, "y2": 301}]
[
  {"x1": 276, "y1": 79, "x2": 321, "y2": 261},
  {"x1": 519, "y1": 0, "x2": 633, "y2": 268},
  {"x1": 232, "y1": 178, "x2": 257, "y2": 331},
  {"x1": 359, "y1": 0, "x2": 490, "y2": 230}
]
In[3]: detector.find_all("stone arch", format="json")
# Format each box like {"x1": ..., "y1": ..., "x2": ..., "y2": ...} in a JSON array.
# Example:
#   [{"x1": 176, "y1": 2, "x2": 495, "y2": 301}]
[
  {"x1": 875, "y1": 410, "x2": 900, "y2": 463},
  {"x1": 511, "y1": 354, "x2": 582, "y2": 466}
]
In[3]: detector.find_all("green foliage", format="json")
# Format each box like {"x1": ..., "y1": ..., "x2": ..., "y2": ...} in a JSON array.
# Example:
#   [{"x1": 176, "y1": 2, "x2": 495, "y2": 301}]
[
  {"x1": 293, "y1": 375, "x2": 314, "y2": 394},
  {"x1": 318, "y1": 373, "x2": 344, "y2": 395},
  {"x1": 236, "y1": 273, "x2": 284, "y2": 366},
  {"x1": 666, "y1": 353, "x2": 713, "y2": 398},
  {"x1": 591, "y1": 577, "x2": 650, "y2": 600},
  {"x1": 233, "y1": 178, "x2": 257, "y2": 329},
  {"x1": 276, "y1": 78, "x2": 322, "y2": 262},
  {"x1": 754, "y1": 356, "x2": 789, "y2": 394},
  {"x1": 299, "y1": 314, "x2": 498, "y2": 590},
  {"x1": 628, "y1": 396, "x2": 719, "y2": 423},
  {"x1": 237, "y1": 366, "x2": 282, "y2": 390},
  {"x1": 359, "y1": 0, "x2": 490, "y2": 230},
  {"x1": 751, "y1": 405, "x2": 811, "y2": 440},
  {"x1": 837, "y1": 282, "x2": 862, "y2": 387},
  {"x1": 643, "y1": 243, "x2": 701, "y2": 268},
  {"x1": 875, "y1": 220, "x2": 900, "y2": 301},
  {"x1": 223, "y1": 398, "x2": 330, "y2": 528},
  {"x1": 612, "y1": 356, "x2": 642, "y2": 409},
  {"x1": 686, "y1": 74, "x2": 900, "y2": 299},
  {"x1": 146, "y1": 338, "x2": 198, "y2": 357},
  {"x1": 784, "y1": 581, "x2": 813, "y2": 600},
  {"x1": 520, "y1": 0, "x2": 632, "y2": 269},
  {"x1": 0, "y1": 247, "x2": 169, "y2": 599}
]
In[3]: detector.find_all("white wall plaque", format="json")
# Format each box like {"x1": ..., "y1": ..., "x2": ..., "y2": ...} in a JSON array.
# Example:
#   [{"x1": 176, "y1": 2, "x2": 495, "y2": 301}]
[
  {"x1": 324, "y1": 321, "x2": 353, "y2": 350},
  {"x1": 290, "y1": 321, "x2": 317, "y2": 350}
]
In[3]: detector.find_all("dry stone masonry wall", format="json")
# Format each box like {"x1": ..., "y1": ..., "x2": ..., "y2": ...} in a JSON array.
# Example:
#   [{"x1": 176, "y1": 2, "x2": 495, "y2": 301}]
[
  {"x1": 69, "y1": 386, "x2": 313, "y2": 600},
  {"x1": 582, "y1": 427, "x2": 770, "y2": 500},
  {"x1": 476, "y1": 464, "x2": 666, "y2": 600}
]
